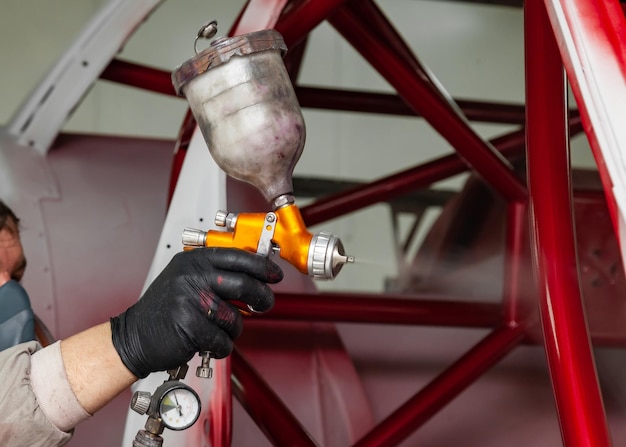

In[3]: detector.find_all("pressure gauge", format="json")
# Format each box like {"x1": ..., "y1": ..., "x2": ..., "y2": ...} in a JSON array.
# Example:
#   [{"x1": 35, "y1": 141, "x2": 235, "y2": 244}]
[
  {"x1": 158, "y1": 383, "x2": 201, "y2": 430},
  {"x1": 131, "y1": 381, "x2": 202, "y2": 432}
]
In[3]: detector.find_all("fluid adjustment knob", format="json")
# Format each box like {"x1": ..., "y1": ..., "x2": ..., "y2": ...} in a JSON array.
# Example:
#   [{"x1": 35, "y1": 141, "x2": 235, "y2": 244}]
[
  {"x1": 182, "y1": 228, "x2": 207, "y2": 247},
  {"x1": 131, "y1": 391, "x2": 152, "y2": 416},
  {"x1": 308, "y1": 232, "x2": 355, "y2": 280}
]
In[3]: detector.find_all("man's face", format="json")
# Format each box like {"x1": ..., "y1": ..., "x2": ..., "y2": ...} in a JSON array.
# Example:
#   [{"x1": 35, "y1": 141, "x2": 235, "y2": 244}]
[{"x1": 0, "y1": 218, "x2": 26, "y2": 282}]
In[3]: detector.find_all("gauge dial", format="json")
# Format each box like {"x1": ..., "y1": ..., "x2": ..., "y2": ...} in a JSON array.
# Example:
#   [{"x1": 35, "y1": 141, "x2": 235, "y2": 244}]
[{"x1": 158, "y1": 385, "x2": 201, "y2": 430}]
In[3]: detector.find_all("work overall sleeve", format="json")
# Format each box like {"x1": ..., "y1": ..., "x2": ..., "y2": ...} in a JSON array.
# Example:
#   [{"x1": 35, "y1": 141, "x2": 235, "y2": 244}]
[{"x1": 0, "y1": 341, "x2": 89, "y2": 447}]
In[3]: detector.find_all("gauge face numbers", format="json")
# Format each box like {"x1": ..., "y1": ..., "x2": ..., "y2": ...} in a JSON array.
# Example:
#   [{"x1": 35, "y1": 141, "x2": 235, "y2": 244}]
[{"x1": 158, "y1": 385, "x2": 201, "y2": 430}]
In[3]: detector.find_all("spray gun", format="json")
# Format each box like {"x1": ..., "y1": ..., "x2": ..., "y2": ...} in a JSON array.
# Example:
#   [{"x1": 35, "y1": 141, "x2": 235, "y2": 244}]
[
  {"x1": 172, "y1": 21, "x2": 354, "y2": 374},
  {"x1": 130, "y1": 22, "x2": 354, "y2": 445},
  {"x1": 171, "y1": 22, "x2": 353, "y2": 280}
]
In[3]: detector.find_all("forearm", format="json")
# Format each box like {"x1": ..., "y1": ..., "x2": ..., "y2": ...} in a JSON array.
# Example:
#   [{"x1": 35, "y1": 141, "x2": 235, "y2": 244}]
[{"x1": 60, "y1": 322, "x2": 137, "y2": 414}]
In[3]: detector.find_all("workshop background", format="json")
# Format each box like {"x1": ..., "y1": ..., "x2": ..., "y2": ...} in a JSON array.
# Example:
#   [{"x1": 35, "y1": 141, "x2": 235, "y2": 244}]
[{"x1": 1, "y1": 1, "x2": 624, "y2": 447}]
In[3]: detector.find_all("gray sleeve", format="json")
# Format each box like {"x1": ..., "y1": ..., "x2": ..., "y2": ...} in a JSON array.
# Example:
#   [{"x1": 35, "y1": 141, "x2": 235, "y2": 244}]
[{"x1": 0, "y1": 341, "x2": 73, "y2": 447}]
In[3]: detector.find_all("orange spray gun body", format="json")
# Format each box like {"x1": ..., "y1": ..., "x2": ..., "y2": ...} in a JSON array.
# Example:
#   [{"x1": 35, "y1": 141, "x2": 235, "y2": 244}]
[{"x1": 182, "y1": 203, "x2": 353, "y2": 280}]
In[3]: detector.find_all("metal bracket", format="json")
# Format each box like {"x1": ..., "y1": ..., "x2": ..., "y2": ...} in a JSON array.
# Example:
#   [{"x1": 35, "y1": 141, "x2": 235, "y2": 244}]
[{"x1": 256, "y1": 212, "x2": 277, "y2": 257}]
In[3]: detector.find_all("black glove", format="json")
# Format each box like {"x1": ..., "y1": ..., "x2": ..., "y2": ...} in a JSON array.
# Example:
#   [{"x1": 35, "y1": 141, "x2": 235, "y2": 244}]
[{"x1": 110, "y1": 247, "x2": 283, "y2": 378}]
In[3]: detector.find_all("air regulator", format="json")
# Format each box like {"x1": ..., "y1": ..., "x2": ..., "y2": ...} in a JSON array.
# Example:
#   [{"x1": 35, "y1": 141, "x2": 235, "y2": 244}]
[{"x1": 130, "y1": 365, "x2": 201, "y2": 447}]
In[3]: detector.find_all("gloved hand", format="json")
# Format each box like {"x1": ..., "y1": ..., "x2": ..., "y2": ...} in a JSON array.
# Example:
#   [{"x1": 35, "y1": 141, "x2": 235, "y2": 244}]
[{"x1": 110, "y1": 247, "x2": 283, "y2": 378}]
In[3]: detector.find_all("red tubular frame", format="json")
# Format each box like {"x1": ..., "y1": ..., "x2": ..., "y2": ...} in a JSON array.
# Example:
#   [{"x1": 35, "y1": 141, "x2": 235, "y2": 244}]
[
  {"x1": 100, "y1": 60, "x2": 529, "y2": 123},
  {"x1": 329, "y1": 0, "x2": 528, "y2": 203},
  {"x1": 354, "y1": 325, "x2": 526, "y2": 447},
  {"x1": 525, "y1": 1, "x2": 611, "y2": 444},
  {"x1": 301, "y1": 128, "x2": 526, "y2": 226},
  {"x1": 273, "y1": 0, "x2": 348, "y2": 47},
  {"x1": 543, "y1": 0, "x2": 626, "y2": 234},
  {"x1": 97, "y1": 0, "x2": 626, "y2": 444},
  {"x1": 294, "y1": 87, "x2": 528, "y2": 123},
  {"x1": 231, "y1": 348, "x2": 318, "y2": 447},
  {"x1": 266, "y1": 292, "x2": 502, "y2": 327},
  {"x1": 101, "y1": 59, "x2": 177, "y2": 96}
]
